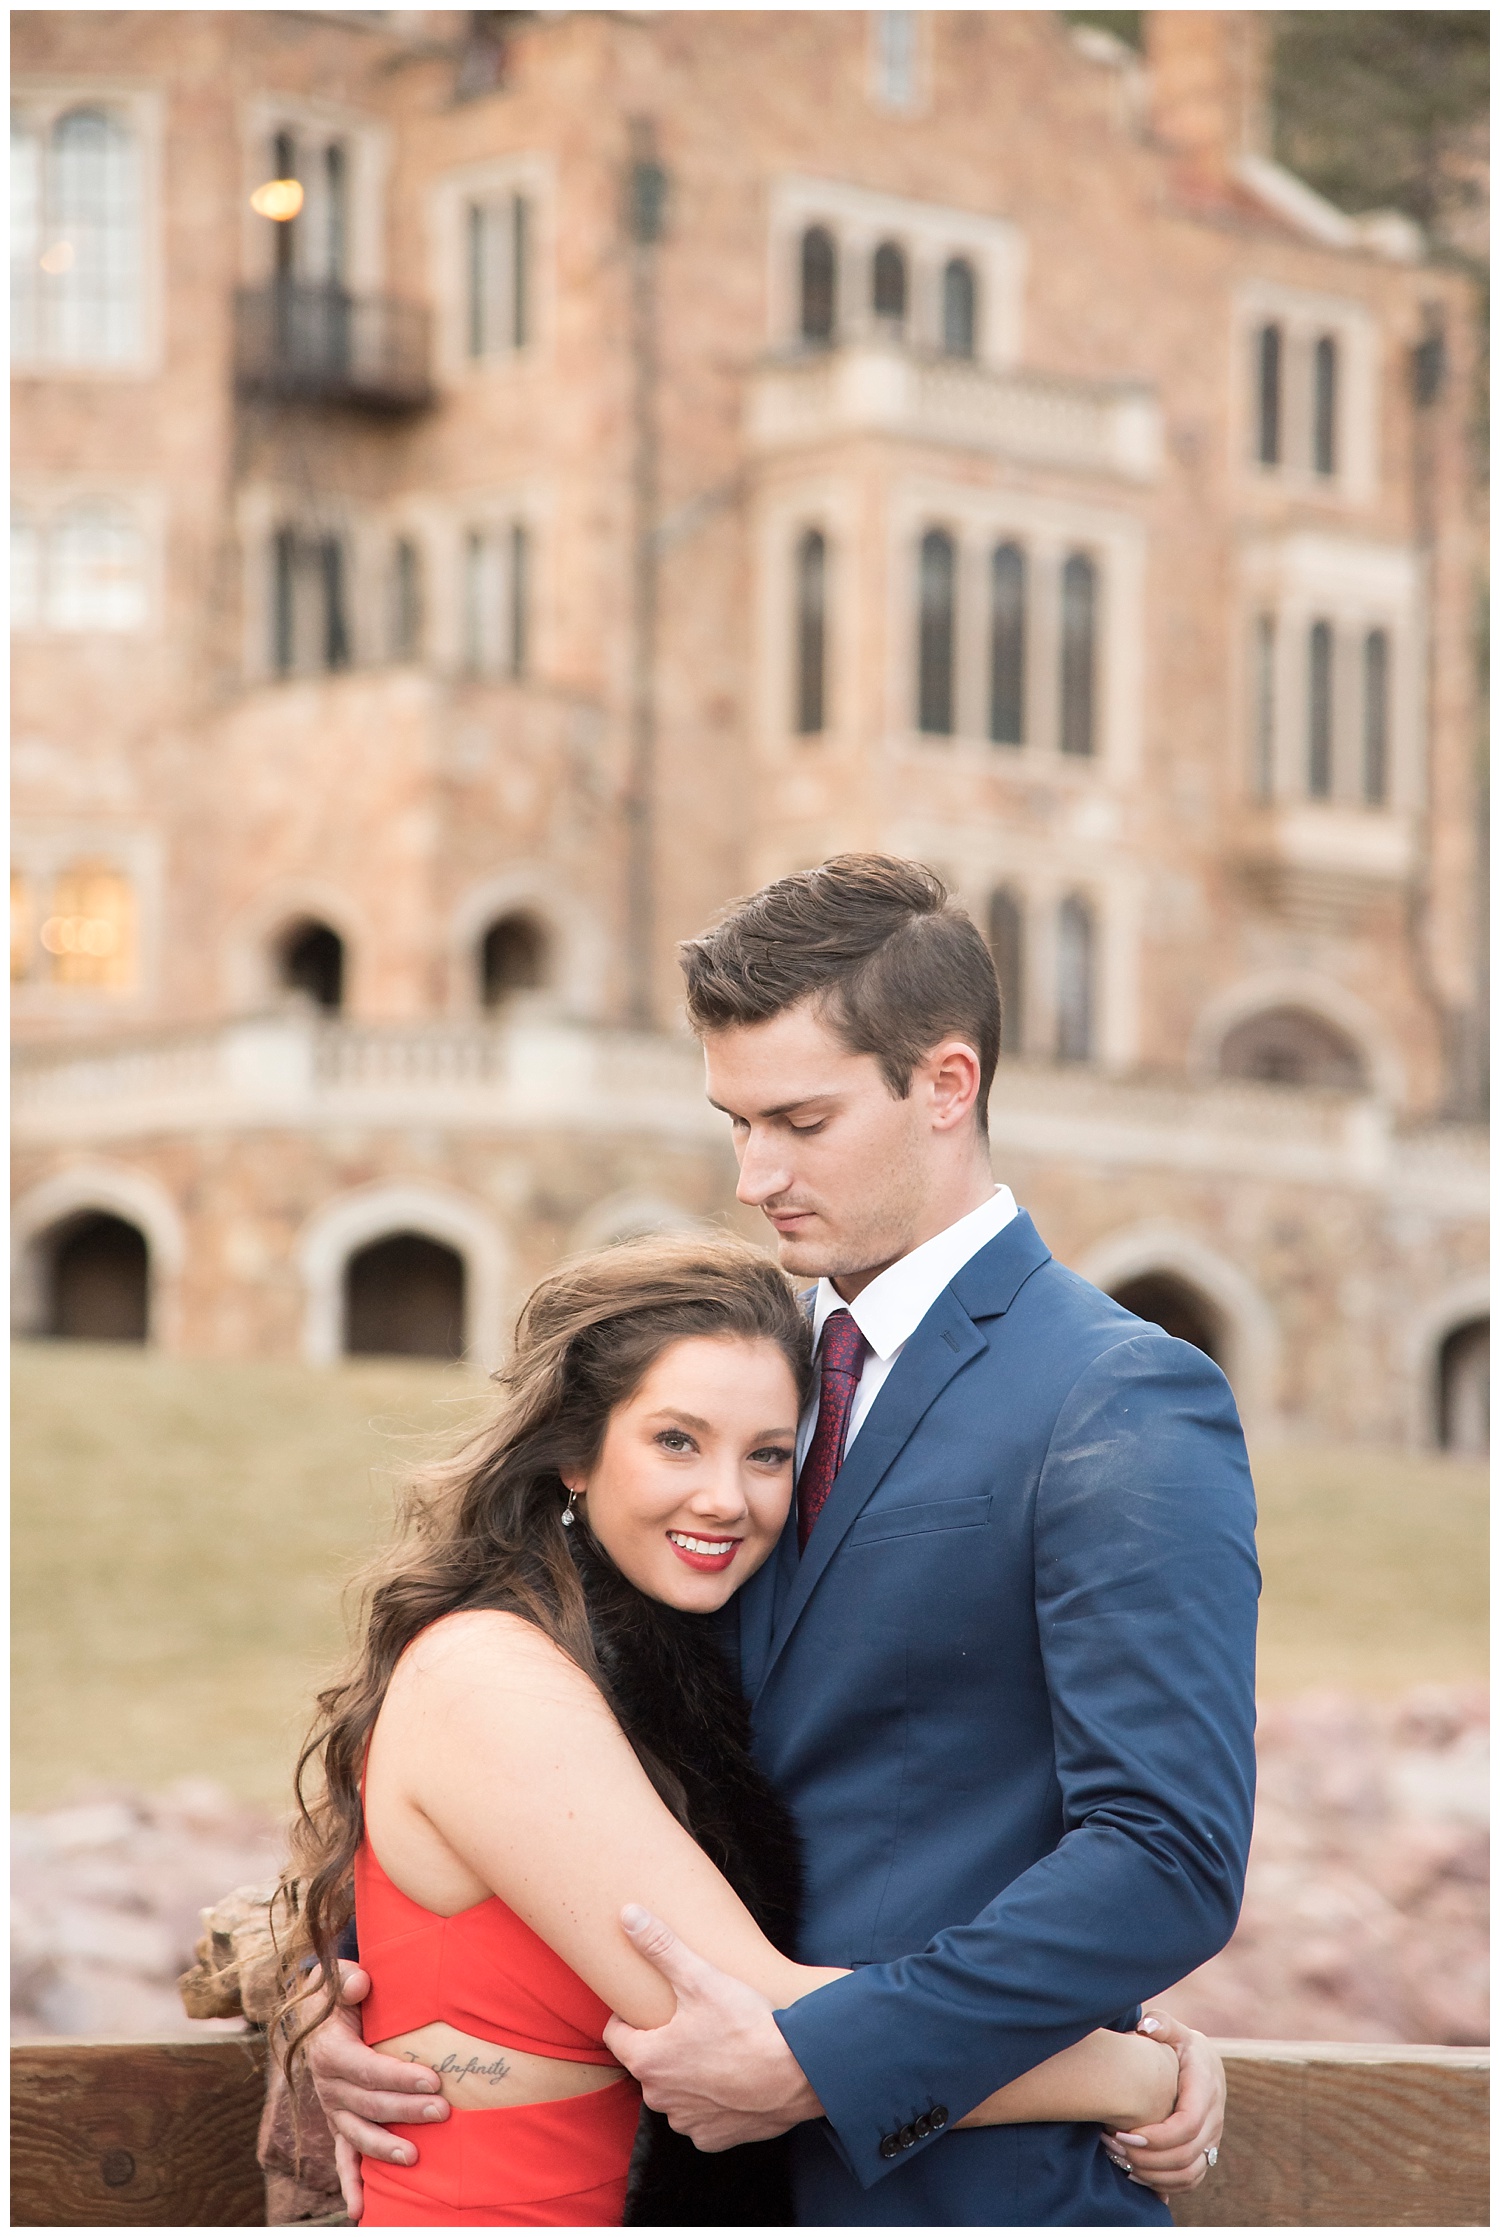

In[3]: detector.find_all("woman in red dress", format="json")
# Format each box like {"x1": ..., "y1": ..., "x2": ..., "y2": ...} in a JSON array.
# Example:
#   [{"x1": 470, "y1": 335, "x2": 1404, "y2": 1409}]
[{"x1": 278, "y1": 1235, "x2": 1205, "y2": 2225}]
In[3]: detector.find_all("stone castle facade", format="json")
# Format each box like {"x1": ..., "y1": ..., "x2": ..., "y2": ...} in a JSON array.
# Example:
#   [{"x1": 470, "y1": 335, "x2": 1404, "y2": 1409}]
[{"x1": 11, "y1": 9, "x2": 1487, "y2": 1448}]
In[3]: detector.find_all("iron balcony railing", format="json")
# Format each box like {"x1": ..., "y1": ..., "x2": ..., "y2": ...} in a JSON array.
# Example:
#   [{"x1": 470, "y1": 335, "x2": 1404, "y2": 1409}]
[{"x1": 233, "y1": 280, "x2": 433, "y2": 412}]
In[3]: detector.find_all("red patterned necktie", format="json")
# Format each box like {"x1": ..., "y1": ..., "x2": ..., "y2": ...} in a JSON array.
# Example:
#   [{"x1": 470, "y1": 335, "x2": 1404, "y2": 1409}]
[{"x1": 797, "y1": 1308, "x2": 868, "y2": 1552}]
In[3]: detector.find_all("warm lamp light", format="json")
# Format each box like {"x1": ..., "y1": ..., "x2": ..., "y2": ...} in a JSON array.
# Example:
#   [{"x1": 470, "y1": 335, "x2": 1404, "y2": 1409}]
[
  {"x1": 38, "y1": 241, "x2": 75, "y2": 274},
  {"x1": 250, "y1": 178, "x2": 304, "y2": 221}
]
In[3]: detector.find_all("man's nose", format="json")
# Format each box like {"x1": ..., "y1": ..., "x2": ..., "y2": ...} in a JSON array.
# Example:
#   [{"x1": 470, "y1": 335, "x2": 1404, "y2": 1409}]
[{"x1": 735, "y1": 1130, "x2": 792, "y2": 1207}]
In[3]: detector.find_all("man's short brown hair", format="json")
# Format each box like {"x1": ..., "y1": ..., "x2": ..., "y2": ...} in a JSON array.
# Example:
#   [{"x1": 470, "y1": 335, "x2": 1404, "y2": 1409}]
[{"x1": 679, "y1": 855, "x2": 1001, "y2": 1132}]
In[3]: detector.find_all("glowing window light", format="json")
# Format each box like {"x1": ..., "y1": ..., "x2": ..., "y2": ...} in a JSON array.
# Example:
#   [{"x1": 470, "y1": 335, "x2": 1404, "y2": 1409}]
[{"x1": 251, "y1": 178, "x2": 304, "y2": 222}]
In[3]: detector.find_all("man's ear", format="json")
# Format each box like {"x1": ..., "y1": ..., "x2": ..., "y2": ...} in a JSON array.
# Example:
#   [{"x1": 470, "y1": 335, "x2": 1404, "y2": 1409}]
[{"x1": 923, "y1": 1038, "x2": 982, "y2": 1132}]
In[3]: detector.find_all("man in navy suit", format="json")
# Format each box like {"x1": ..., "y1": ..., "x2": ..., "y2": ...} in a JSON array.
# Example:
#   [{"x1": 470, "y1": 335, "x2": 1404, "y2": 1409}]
[
  {"x1": 310, "y1": 856, "x2": 1256, "y2": 2224},
  {"x1": 600, "y1": 855, "x2": 1259, "y2": 2224}
]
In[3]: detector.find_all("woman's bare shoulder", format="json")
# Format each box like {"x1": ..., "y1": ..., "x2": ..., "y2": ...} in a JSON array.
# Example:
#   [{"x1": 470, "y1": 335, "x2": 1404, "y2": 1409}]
[{"x1": 393, "y1": 1608, "x2": 611, "y2": 1718}]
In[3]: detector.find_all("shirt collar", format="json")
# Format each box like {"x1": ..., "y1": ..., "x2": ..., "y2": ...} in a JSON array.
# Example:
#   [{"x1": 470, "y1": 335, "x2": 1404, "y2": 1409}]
[{"x1": 811, "y1": 1186, "x2": 1019, "y2": 1362}]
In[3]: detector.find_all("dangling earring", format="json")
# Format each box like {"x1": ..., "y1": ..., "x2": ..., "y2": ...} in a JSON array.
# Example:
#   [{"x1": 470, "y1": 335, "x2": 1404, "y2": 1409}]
[{"x1": 561, "y1": 1489, "x2": 580, "y2": 1529}]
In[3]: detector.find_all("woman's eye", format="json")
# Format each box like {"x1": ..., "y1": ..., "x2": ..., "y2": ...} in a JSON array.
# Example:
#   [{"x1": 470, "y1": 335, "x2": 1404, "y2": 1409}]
[
  {"x1": 656, "y1": 1429, "x2": 695, "y2": 1453},
  {"x1": 750, "y1": 1445, "x2": 794, "y2": 1467}
]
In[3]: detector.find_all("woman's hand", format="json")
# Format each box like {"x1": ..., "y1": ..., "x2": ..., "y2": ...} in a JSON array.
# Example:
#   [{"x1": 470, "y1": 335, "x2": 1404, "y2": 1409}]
[{"x1": 1101, "y1": 2011, "x2": 1225, "y2": 2197}]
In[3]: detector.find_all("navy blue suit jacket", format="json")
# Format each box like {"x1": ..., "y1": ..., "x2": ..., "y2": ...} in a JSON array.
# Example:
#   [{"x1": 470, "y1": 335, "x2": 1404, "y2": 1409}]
[{"x1": 730, "y1": 1213, "x2": 1259, "y2": 2227}]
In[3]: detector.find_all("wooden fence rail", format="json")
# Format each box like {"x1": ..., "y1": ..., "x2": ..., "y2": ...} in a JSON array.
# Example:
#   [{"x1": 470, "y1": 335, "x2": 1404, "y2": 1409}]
[{"x1": 10, "y1": 2035, "x2": 1489, "y2": 2227}]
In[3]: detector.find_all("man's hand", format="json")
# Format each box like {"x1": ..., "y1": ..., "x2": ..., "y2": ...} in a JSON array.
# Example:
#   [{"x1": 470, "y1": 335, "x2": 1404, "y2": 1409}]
[
  {"x1": 601, "y1": 1906, "x2": 824, "y2": 2151},
  {"x1": 1101, "y1": 2011, "x2": 1226, "y2": 2198},
  {"x1": 302, "y1": 1962, "x2": 449, "y2": 2219}
]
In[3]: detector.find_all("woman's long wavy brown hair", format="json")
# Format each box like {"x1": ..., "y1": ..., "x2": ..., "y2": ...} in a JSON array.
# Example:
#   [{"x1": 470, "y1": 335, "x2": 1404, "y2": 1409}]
[{"x1": 275, "y1": 1231, "x2": 812, "y2": 2063}]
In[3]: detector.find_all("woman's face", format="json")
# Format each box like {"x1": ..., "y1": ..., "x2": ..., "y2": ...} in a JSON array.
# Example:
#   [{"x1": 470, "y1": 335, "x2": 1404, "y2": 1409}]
[{"x1": 567, "y1": 1334, "x2": 801, "y2": 1612}]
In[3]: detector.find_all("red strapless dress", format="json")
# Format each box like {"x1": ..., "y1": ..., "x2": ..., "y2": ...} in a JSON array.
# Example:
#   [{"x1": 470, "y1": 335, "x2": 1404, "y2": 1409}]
[{"x1": 354, "y1": 1836, "x2": 641, "y2": 2226}]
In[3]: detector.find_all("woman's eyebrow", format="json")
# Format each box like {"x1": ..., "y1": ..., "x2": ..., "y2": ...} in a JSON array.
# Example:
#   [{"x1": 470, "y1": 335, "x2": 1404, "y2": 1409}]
[{"x1": 643, "y1": 1407, "x2": 712, "y2": 1432}]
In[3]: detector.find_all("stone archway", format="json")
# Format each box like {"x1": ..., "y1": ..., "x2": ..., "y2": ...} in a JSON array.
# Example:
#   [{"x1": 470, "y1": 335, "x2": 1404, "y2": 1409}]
[
  {"x1": 295, "y1": 1181, "x2": 510, "y2": 1369},
  {"x1": 12, "y1": 1162, "x2": 186, "y2": 1347},
  {"x1": 1075, "y1": 1221, "x2": 1279, "y2": 1434},
  {"x1": 344, "y1": 1232, "x2": 466, "y2": 1359}
]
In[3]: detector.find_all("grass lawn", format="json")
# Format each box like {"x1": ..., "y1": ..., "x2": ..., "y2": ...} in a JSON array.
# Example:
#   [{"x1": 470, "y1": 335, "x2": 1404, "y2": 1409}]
[{"x1": 12, "y1": 1343, "x2": 1488, "y2": 1812}]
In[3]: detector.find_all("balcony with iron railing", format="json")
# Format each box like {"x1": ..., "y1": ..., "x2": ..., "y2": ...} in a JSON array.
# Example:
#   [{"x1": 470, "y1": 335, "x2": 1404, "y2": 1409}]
[{"x1": 233, "y1": 279, "x2": 434, "y2": 413}]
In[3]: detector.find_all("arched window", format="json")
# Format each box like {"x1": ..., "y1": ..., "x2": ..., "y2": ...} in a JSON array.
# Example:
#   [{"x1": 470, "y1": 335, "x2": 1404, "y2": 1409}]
[
  {"x1": 987, "y1": 887, "x2": 1024, "y2": 1055},
  {"x1": 916, "y1": 529, "x2": 956, "y2": 735},
  {"x1": 48, "y1": 501, "x2": 148, "y2": 631},
  {"x1": 1437, "y1": 1318, "x2": 1488, "y2": 1454},
  {"x1": 1256, "y1": 322, "x2": 1282, "y2": 466},
  {"x1": 44, "y1": 1211, "x2": 149, "y2": 1342},
  {"x1": 12, "y1": 106, "x2": 143, "y2": 366},
  {"x1": 278, "y1": 918, "x2": 344, "y2": 1011},
  {"x1": 1059, "y1": 552, "x2": 1096, "y2": 758},
  {"x1": 988, "y1": 541, "x2": 1026, "y2": 746},
  {"x1": 799, "y1": 225, "x2": 836, "y2": 346},
  {"x1": 39, "y1": 862, "x2": 137, "y2": 990},
  {"x1": 1363, "y1": 628, "x2": 1389, "y2": 806},
  {"x1": 480, "y1": 911, "x2": 547, "y2": 1007},
  {"x1": 1251, "y1": 613, "x2": 1276, "y2": 801},
  {"x1": 344, "y1": 1232, "x2": 465, "y2": 1359},
  {"x1": 1307, "y1": 619, "x2": 1334, "y2": 798},
  {"x1": 1056, "y1": 894, "x2": 1095, "y2": 1063},
  {"x1": 794, "y1": 528, "x2": 827, "y2": 735},
  {"x1": 391, "y1": 536, "x2": 422, "y2": 661},
  {"x1": 1218, "y1": 1006, "x2": 1367, "y2": 1091},
  {"x1": 871, "y1": 240, "x2": 906, "y2": 327},
  {"x1": 1110, "y1": 1272, "x2": 1224, "y2": 1366},
  {"x1": 942, "y1": 257, "x2": 976, "y2": 358},
  {"x1": 1313, "y1": 335, "x2": 1338, "y2": 476}
]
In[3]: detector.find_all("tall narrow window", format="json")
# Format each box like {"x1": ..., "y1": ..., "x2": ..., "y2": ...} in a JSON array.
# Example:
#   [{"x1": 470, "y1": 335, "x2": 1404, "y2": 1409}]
[
  {"x1": 273, "y1": 527, "x2": 296, "y2": 674},
  {"x1": 14, "y1": 106, "x2": 144, "y2": 368},
  {"x1": 40, "y1": 861, "x2": 137, "y2": 990},
  {"x1": 391, "y1": 537, "x2": 422, "y2": 661},
  {"x1": 942, "y1": 257, "x2": 976, "y2": 358},
  {"x1": 1252, "y1": 613, "x2": 1276, "y2": 801},
  {"x1": 49, "y1": 501, "x2": 147, "y2": 631},
  {"x1": 508, "y1": 521, "x2": 529, "y2": 679},
  {"x1": 1256, "y1": 322, "x2": 1282, "y2": 466},
  {"x1": 1056, "y1": 894, "x2": 1095, "y2": 1064},
  {"x1": 800, "y1": 225, "x2": 836, "y2": 346},
  {"x1": 1307, "y1": 619, "x2": 1334, "y2": 798},
  {"x1": 1059, "y1": 551, "x2": 1096, "y2": 758},
  {"x1": 988, "y1": 541, "x2": 1026, "y2": 746},
  {"x1": 988, "y1": 887, "x2": 1025, "y2": 1055},
  {"x1": 272, "y1": 130, "x2": 297, "y2": 279},
  {"x1": 1363, "y1": 627, "x2": 1389, "y2": 806},
  {"x1": 1313, "y1": 334, "x2": 1338, "y2": 477},
  {"x1": 324, "y1": 141, "x2": 348, "y2": 287},
  {"x1": 11, "y1": 113, "x2": 43, "y2": 362},
  {"x1": 794, "y1": 528, "x2": 827, "y2": 735},
  {"x1": 917, "y1": 528, "x2": 956, "y2": 736},
  {"x1": 872, "y1": 240, "x2": 906, "y2": 327},
  {"x1": 873, "y1": 10, "x2": 919, "y2": 110},
  {"x1": 512, "y1": 193, "x2": 529, "y2": 348},
  {"x1": 467, "y1": 194, "x2": 529, "y2": 358},
  {"x1": 321, "y1": 537, "x2": 350, "y2": 669}
]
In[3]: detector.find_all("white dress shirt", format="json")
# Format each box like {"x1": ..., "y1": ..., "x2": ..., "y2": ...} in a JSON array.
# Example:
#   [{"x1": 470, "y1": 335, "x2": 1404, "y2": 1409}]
[{"x1": 796, "y1": 1185, "x2": 1019, "y2": 1474}]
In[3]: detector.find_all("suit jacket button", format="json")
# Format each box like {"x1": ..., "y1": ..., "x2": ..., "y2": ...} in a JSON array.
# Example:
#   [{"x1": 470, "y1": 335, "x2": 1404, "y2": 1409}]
[
  {"x1": 931, "y1": 2105, "x2": 949, "y2": 2131},
  {"x1": 914, "y1": 2113, "x2": 932, "y2": 2140},
  {"x1": 880, "y1": 2135, "x2": 899, "y2": 2160},
  {"x1": 898, "y1": 2124, "x2": 916, "y2": 2150}
]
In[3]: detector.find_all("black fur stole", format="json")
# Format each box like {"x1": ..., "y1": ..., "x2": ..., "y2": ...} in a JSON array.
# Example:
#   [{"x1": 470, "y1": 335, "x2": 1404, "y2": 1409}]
[{"x1": 566, "y1": 1523, "x2": 801, "y2": 2227}]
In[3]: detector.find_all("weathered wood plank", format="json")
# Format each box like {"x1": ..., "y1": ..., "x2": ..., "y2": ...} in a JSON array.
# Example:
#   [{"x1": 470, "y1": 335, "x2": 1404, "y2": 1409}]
[
  {"x1": 1172, "y1": 2041, "x2": 1489, "y2": 2228},
  {"x1": 11, "y1": 2037, "x2": 269, "y2": 2228}
]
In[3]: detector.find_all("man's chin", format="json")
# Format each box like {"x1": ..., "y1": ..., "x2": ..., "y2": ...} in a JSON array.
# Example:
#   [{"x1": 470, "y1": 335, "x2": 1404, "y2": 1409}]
[{"x1": 769, "y1": 1228, "x2": 832, "y2": 1277}]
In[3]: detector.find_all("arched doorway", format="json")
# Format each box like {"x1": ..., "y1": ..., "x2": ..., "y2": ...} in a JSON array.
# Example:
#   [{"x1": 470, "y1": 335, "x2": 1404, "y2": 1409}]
[
  {"x1": 277, "y1": 917, "x2": 344, "y2": 1011},
  {"x1": 343, "y1": 1232, "x2": 465, "y2": 1359},
  {"x1": 44, "y1": 1212, "x2": 149, "y2": 1342},
  {"x1": 480, "y1": 912, "x2": 547, "y2": 1009},
  {"x1": 1111, "y1": 1272, "x2": 1224, "y2": 1366},
  {"x1": 1219, "y1": 1007, "x2": 1367, "y2": 1091},
  {"x1": 1437, "y1": 1319, "x2": 1488, "y2": 1455}
]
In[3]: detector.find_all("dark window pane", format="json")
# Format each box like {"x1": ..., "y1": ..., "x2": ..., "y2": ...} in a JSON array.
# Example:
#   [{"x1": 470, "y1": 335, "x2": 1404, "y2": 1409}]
[
  {"x1": 1438, "y1": 1318, "x2": 1489, "y2": 1454},
  {"x1": 1219, "y1": 1006, "x2": 1366, "y2": 1090},
  {"x1": 509, "y1": 521, "x2": 528, "y2": 678},
  {"x1": 272, "y1": 526, "x2": 296, "y2": 673},
  {"x1": 512, "y1": 192, "x2": 529, "y2": 348},
  {"x1": 1056, "y1": 894, "x2": 1094, "y2": 1062},
  {"x1": 481, "y1": 912, "x2": 547, "y2": 1006},
  {"x1": 47, "y1": 1212, "x2": 148, "y2": 1342},
  {"x1": 393, "y1": 537, "x2": 421, "y2": 660},
  {"x1": 917, "y1": 528, "x2": 955, "y2": 735},
  {"x1": 322, "y1": 537, "x2": 349, "y2": 668},
  {"x1": 872, "y1": 240, "x2": 906, "y2": 323},
  {"x1": 273, "y1": 130, "x2": 297, "y2": 278},
  {"x1": 1059, "y1": 551, "x2": 1096, "y2": 758},
  {"x1": 1257, "y1": 322, "x2": 1281, "y2": 465},
  {"x1": 325, "y1": 141, "x2": 347, "y2": 285},
  {"x1": 345, "y1": 1232, "x2": 465, "y2": 1359},
  {"x1": 1110, "y1": 1273, "x2": 1223, "y2": 1364},
  {"x1": 942, "y1": 257, "x2": 976, "y2": 358},
  {"x1": 1307, "y1": 618, "x2": 1333, "y2": 797},
  {"x1": 279, "y1": 918, "x2": 344, "y2": 1010},
  {"x1": 466, "y1": 201, "x2": 485, "y2": 357},
  {"x1": 795, "y1": 528, "x2": 826, "y2": 734},
  {"x1": 988, "y1": 887, "x2": 1024, "y2": 1053},
  {"x1": 1313, "y1": 334, "x2": 1338, "y2": 476},
  {"x1": 1252, "y1": 613, "x2": 1275, "y2": 800},
  {"x1": 988, "y1": 541, "x2": 1026, "y2": 745},
  {"x1": 1363, "y1": 627, "x2": 1389, "y2": 804},
  {"x1": 800, "y1": 226, "x2": 836, "y2": 345}
]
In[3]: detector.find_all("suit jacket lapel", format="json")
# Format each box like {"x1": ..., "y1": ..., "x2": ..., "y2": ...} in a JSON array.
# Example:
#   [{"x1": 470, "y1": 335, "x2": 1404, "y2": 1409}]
[{"x1": 749, "y1": 1212, "x2": 1054, "y2": 1708}]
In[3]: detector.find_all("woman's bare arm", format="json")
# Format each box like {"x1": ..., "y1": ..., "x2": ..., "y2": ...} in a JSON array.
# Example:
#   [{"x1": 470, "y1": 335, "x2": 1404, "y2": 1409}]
[{"x1": 956, "y1": 2027, "x2": 1179, "y2": 2131}]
